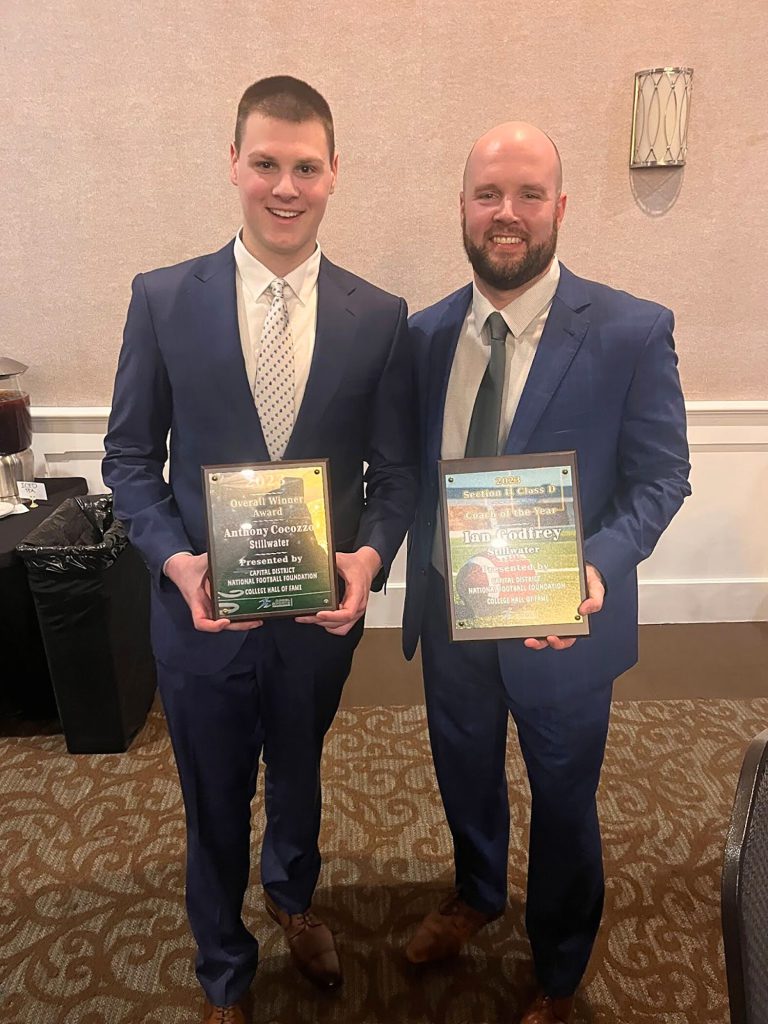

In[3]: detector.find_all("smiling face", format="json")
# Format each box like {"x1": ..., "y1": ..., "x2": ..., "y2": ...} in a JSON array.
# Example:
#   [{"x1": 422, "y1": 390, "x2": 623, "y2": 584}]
[
  {"x1": 461, "y1": 123, "x2": 566, "y2": 306},
  {"x1": 230, "y1": 112, "x2": 338, "y2": 276}
]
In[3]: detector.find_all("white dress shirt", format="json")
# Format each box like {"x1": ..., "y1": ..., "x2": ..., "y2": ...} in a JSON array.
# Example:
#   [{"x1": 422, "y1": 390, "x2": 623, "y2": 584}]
[
  {"x1": 164, "y1": 235, "x2": 321, "y2": 575},
  {"x1": 433, "y1": 258, "x2": 561, "y2": 570},
  {"x1": 441, "y1": 257, "x2": 561, "y2": 459},
  {"x1": 234, "y1": 232, "x2": 321, "y2": 417}
]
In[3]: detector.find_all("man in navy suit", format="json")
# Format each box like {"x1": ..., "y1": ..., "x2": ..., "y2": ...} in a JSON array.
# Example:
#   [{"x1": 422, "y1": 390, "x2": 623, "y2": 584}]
[
  {"x1": 103, "y1": 77, "x2": 417, "y2": 1024},
  {"x1": 402, "y1": 122, "x2": 690, "y2": 1023}
]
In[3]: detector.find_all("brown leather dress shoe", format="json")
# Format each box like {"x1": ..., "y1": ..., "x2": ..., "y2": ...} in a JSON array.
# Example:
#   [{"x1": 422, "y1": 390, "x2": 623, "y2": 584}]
[
  {"x1": 404, "y1": 892, "x2": 501, "y2": 964},
  {"x1": 201, "y1": 990, "x2": 253, "y2": 1023},
  {"x1": 264, "y1": 892, "x2": 342, "y2": 990},
  {"x1": 519, "y1": 992, "x2": 574, "y2": 1023}
]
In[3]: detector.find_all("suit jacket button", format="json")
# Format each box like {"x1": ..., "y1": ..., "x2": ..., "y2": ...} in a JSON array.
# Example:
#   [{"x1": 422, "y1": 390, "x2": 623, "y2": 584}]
[
  {"x1": 420, "y1": 568, "x2": 427, "y2": 575},
  {"x1": 426, "y1": 520, "x2": 432, "y2": 528}
]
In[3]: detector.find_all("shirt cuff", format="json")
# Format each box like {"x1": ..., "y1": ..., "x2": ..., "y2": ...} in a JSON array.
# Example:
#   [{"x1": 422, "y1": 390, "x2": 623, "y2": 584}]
[{"x1": 162, "y1": 551, "x2": 194, "y2": 576}]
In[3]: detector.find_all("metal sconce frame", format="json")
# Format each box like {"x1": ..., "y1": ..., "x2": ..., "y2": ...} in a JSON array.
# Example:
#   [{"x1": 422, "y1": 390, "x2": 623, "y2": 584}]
[{"x1": 630, "y1": 67, "x2": 693, "y2": 168}]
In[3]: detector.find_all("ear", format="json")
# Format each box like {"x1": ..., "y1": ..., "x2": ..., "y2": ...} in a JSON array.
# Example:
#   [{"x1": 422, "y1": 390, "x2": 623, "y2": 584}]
[
  {"x1": 229, "y1": 142, "x2": 239, "y2": 187},
  {"x1": 329, "y1": 152, "x2": 339, "y2": 195},
  {"x1": 459, "y1": 190, "x2": 465, "y2": 218},
  {"x1": 555, "y1": 191, "x2": 567, "y2": 228}
]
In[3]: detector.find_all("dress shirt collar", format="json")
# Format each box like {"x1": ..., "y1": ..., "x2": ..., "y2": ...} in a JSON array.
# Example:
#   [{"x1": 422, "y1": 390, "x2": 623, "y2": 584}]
[
  {"x1": 471, "y1": 257, "x2": 561, "y2": 340},
  {"x1": 233, "y1": 232, "x2": 321, "y2": 306}
]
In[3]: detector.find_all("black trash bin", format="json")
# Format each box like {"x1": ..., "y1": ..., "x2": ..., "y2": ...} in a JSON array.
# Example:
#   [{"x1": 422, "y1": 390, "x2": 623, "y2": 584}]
[{"x1": 16, "y1": 495, "x2": 156, "y2": 753}]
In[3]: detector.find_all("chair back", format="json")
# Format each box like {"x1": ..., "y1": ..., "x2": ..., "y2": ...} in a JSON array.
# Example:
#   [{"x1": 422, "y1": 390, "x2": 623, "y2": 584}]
[{"x1": 722, "y1": 727, "x2": 768, "y2": 1024}]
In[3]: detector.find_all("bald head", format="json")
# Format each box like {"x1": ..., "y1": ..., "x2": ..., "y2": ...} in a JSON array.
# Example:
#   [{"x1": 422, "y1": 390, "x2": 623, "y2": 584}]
[
  {"x1": 460, "y1": 120, "x2": 567, "y2": 303},
  {"x1": 463, "y1": 121, "x2": 563, "y2": 196}
]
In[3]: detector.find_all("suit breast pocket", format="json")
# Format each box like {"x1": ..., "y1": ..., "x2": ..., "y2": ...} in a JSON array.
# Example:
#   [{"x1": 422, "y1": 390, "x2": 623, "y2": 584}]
[
  {"x1": 533, "y1": 408, "x2": 593, "y2": 442},
  {"x1": 539, "y1": 428, "x2": 581, "y2": 445},
  {"x1": 534, "y1": 383, "x2": 595, "y2": 436},
  {"x1": 528, "y1": 428, "x2": 584, "y2": 457}
]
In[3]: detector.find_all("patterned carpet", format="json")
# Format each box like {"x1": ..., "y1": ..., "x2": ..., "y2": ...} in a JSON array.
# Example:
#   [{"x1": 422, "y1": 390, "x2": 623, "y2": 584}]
[{"x1": 2, "y1": 696, "x2": 766, "y2": 1024}]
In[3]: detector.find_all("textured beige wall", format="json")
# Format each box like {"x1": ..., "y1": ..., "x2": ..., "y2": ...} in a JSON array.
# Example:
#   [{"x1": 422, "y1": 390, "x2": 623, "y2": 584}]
[{"x1": 1, "y1": 0, "x2": 766, "y2": 405}]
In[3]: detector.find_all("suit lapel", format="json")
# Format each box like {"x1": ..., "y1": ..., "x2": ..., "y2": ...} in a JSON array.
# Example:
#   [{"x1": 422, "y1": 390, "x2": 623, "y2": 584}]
[
  {"x1": 285, "y1": 256, "x2": 357, "y2": 457},
  {"x1": 426, "y1": 285, "x2": 473, "y2": 468},
  {"x1": 502, "y1": 265, "x2": 591, "y2": 454},
  {"x1": 193, "y1": 242, "x2": 269, "y2": 457}
]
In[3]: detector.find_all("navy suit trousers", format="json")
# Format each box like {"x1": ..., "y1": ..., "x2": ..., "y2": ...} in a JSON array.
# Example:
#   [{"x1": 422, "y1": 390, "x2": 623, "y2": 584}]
[
  {"x1": 420, "y1": 568, "x2": 612, "y2": 997},
  {"x1": 157, "y1": 619, "x2": 360, "y2": 1006}
]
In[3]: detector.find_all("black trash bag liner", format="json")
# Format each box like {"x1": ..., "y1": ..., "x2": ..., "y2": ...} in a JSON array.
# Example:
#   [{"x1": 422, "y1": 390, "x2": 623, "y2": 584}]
[
  {"x1": 16, "y1": 495, "x2": 128, "y2": 573},
  {"x1": 15, "y1": 494, "x2": 155, "y2": 754}
]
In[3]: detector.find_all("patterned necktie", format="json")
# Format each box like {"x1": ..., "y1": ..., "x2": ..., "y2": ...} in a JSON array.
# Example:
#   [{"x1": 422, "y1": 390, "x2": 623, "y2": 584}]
[
  {"x1": 465, "y1": 311, "x2": 509, "y2": 457},
  {"x1": 254, "y1": 278, "x2": 295, "y2": 460}
]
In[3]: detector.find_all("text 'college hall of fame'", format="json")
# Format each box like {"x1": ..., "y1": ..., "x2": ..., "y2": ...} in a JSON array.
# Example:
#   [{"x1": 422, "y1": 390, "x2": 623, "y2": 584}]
[{"x1": 438, "y1": 452, "x2": 590, "y2": 641}]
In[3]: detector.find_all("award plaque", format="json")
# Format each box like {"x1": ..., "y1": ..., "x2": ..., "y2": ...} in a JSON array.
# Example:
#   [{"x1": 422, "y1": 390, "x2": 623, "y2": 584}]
[
  {"x1": 438, "y1": 452, "x2": 590, "y2": 641},
  {"x1": 202, "y1": 460, "x2": 338, "y2": 621}
]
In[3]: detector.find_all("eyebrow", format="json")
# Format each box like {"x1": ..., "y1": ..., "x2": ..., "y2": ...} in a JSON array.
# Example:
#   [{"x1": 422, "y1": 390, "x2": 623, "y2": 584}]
[
  {"x1": 472, "y1": 181, "x2": 551, "y2": 195},
  {"x1": 246, "y1": 148, "x2": 325, "y2": 165}
]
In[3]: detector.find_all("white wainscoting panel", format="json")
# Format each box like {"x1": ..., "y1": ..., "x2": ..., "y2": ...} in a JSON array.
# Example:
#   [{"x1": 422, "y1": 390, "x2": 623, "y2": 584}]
[
  {"x1": 32, "y1": 408, "x2": 111, "y2": 496},
  {"x1": 30, "y1": 402, "x2": 768, "y2": 625},
  {"x1": 636, "y1": 402, "x2": 768, "y2": 623}
]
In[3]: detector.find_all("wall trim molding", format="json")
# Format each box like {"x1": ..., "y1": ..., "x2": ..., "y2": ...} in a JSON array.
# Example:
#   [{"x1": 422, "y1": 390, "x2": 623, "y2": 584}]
[
  {"x1": 32, "y1": 407, "x2": 111, "y2": 434},
  {"x1": 33, "y1": 407, "x2": 112, "y2": 418},
  {"x1": 686, "y1": 400, "x2": 768, "y2": 410},
  {"x1": 685, "y1": 401, "x2": 768, "y2": 454},
  {"x1": 370, "y1": 578, "x2": 768, "y2": 627},
  {"x1": 29, "y1": 402, "x2": 768, "y2": 626},
  {"x1": 31, "y1": 400, "x2": 768, "y2": 426},
  {"x1": 637, "y1": 578, "x2": 768, "y2": 624}
]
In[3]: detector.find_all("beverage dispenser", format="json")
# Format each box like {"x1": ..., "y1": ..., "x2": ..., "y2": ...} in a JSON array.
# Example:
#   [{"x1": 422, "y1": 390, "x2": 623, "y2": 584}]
[{"x1": 0, "y1": 358, "x2": 34, "y2": 501}]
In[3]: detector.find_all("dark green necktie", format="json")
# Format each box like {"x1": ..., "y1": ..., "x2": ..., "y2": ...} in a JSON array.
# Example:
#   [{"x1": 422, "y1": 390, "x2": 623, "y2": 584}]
[{"x1": 465, "y1": 311, "x2": 508, "y2": 457}]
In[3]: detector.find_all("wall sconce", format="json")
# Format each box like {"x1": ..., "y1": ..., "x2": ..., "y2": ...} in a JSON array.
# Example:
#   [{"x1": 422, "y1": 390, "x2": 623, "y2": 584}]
[{"x1": 630, "y1": 67, "x2": 693, "y2": 168}]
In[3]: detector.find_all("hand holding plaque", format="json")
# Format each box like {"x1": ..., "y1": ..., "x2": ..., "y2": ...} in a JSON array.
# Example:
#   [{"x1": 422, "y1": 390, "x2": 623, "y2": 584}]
[
  {"x1": 202, "y1": 461, "x2": 338, "y2": 622},
  {"x1": 438, "y1": 452, "x2": 590, "y2": 642}
]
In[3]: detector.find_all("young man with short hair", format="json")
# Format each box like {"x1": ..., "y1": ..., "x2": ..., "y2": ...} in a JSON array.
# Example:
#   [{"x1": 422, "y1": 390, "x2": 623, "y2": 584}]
[{"x1": 104, "y1": 76, "x2": 417, "y2": 1024}]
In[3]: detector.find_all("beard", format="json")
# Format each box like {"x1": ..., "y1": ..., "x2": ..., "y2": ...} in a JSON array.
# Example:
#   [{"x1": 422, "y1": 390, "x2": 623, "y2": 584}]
[{"x1": 462, "y1": 217, "x2": 558, "y2": 292}]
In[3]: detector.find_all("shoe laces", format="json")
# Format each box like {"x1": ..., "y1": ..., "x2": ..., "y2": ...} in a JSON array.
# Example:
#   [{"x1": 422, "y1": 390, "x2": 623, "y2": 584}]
[
  {"x1": 211, "y1": 1006, "x2": 239, "y2": 1024},
  {"x1": 298, "y1": 908, "x2": 322, "y2": 925},
  {"x1": 286, "y1": 909, "x2": 321, "y2": 937},
  {"x1": 438, "y1": 892, "x2": 466, "y2": 916}
]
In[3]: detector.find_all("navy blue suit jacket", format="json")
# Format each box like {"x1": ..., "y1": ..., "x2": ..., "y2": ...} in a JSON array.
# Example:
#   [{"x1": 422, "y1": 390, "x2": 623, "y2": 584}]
[
  {"x1": 403, "y1": 264, "x2": 691, "y2": 703},
  {"x1": 103, "y1": 240, "x2": 418, "y2": 675}
]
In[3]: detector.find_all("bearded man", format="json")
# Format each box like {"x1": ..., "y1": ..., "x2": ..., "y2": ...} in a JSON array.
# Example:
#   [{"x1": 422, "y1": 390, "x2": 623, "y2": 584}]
[{"x1": 401, "y1": 122, "x2": 690, "y2": 1023}]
